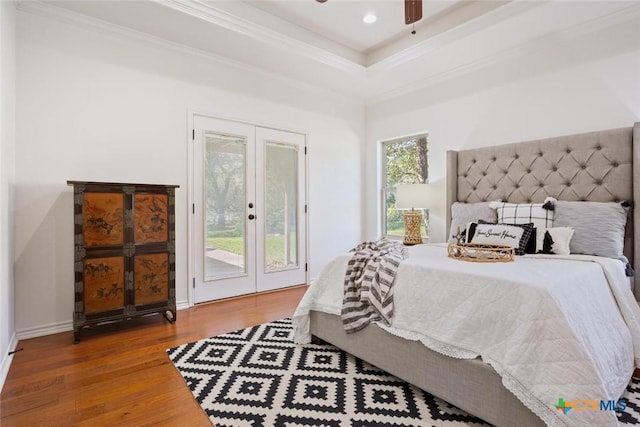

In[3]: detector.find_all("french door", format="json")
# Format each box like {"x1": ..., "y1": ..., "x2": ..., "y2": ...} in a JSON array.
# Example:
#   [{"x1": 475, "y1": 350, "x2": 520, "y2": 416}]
[{"x1": 192, "y1": 116, "x2": 306, "y2": 303}]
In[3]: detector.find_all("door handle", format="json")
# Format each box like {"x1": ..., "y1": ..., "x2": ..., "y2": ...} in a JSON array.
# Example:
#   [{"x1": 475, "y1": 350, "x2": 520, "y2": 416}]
[{"x1": 248, "y1": 214, "x2": 255, "y2": 220}]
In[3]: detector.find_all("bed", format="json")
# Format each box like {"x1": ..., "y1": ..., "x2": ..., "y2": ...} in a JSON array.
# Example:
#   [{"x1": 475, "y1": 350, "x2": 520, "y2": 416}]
[{"x1": 293, "y1": 123, "x2": 640, "y2": 426}]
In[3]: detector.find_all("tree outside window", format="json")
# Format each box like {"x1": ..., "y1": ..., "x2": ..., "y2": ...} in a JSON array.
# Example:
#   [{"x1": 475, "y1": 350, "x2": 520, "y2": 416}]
[{"x1": 382, "y1": 135, "x2": 429, "y2": 238}]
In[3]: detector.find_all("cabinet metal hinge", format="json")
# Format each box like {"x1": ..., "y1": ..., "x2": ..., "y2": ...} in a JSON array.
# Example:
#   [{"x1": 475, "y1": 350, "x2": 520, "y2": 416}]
[
  {"x1": 304, "y1": 204, "x2": 307, "y2": 213},
  {"x1": 192, "y1": 129, "x2": 195, "y2": 140},
  {"x1": 192, "y1": 203, "x2": 195, "y2": 214},
  {"x1": 304, "y1": 146, "x2": 307, "y2": 155},
  {"x1": 192, "y1": 277, "x2": 195, "y2": 288},
  {"x1": 305, "y1": 263, "x2": 308, "y2": 272}
]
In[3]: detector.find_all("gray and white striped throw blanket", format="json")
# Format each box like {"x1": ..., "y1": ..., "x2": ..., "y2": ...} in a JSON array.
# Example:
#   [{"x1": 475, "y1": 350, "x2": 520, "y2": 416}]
[{"x1": 342, "y1": 238, "x2": 409, "y2": 334}]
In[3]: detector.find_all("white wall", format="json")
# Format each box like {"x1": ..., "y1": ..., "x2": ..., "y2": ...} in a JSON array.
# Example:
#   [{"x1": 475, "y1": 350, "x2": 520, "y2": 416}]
[
  {"x1": 0, "y1": 0, "x2": 17, "y2": 390},
  {"x1": 366, "y1": 7, "x2": 640, "y2": 243},
  {"x1": 14, "y1": 1, "x2": 640, "y2": 339},
  {"x1": 15, "y1": 10, "x2": 364, "y2": 336}
]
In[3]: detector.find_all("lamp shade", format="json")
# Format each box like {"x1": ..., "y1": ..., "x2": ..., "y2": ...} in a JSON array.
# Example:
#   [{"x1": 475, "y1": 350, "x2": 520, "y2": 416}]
[{"x1": 395, "y1": 183, "x2": 434, "y2": 210}]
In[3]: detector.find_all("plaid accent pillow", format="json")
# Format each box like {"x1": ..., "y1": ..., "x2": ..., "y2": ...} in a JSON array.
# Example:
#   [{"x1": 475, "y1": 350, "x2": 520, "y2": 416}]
[{"x1": 489, "y1": 198, "x2": 556, "y2": 229}]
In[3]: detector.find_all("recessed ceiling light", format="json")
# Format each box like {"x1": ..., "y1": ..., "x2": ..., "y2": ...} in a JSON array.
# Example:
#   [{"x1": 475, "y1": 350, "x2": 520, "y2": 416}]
[{"x1": 363, "y1": 13, "x2": 377, "y2": 24}]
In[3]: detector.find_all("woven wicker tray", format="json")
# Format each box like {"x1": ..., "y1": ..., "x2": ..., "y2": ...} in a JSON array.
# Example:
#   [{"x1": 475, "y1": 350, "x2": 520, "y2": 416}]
[{"x1": 447, "y1": 243, "x2": 515, "y2": 263}]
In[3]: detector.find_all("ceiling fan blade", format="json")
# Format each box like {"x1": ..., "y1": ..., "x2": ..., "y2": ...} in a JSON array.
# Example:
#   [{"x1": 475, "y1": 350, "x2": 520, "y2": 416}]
[{"x1": 405, "y1": 0, "x2": 422, "y2": 25}]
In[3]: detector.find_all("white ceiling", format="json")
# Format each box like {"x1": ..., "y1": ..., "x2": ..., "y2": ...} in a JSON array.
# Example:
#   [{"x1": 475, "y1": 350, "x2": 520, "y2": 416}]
[
  {"x1": 27, "y1": 0, "x2": 640, "y2": 102},
  {"x1": 245, "y1": 0, "x2": 462, "y2": 53}
]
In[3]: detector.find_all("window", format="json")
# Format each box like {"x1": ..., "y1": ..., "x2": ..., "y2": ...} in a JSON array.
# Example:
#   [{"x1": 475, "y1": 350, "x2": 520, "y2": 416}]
[{"x1": 381, "y1": 134, "x2": 429, "y2": 238}]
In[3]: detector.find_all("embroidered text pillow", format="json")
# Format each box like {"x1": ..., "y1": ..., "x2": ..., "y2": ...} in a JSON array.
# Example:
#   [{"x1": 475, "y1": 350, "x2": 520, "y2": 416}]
[{"x1": 469, "y1": 223, "x2": 534, "y2": 255}]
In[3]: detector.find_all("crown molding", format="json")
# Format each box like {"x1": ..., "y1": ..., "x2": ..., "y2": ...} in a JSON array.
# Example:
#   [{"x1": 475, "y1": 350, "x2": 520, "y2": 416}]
[
  {"x1": 367, "y1": 1, "x2": 640, "y2": 104},
  {"x1": 161, "y1": 0, "x2": 366, "y2": 76},
  {"x1": 367, "y1": 1, "x2": 541, "y2": 75},
  {"x1": 16, "y1": 1, "x2": 363, "y2": 102},
  {"x1": 15, "y1": 0, "x2": 640, "y2": 104}
]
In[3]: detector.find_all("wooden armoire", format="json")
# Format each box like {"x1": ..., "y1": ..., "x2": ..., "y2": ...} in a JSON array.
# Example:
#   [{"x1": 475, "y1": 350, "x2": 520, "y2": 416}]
[{"x1": 68, "y1": 181, "x2": 179, "y2": 342}]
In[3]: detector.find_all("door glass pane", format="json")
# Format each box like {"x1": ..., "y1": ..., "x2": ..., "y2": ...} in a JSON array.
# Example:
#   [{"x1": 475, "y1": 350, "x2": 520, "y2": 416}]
[
  {"x1": 204, "y1": 132, "x2": 246, "y2": 279},
  {"x1": 265, "y1": 142, "x2": 298, "y2": 272}
]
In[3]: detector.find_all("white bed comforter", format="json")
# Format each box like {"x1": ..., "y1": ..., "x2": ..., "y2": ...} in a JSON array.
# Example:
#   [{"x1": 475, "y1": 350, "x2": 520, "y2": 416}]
[{"x1": 292, "y1": 244, "x2": 640, "y2": 426}]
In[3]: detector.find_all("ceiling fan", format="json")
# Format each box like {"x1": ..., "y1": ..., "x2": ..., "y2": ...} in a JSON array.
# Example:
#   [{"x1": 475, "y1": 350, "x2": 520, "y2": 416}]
[{"x1": 315, "y1": 0, "x2": 423, "y2": 25}]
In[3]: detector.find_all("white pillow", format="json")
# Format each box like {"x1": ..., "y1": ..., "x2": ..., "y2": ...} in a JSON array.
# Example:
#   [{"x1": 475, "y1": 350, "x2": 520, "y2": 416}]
[
  {"x1": 535, "y1": 227, "x2": 574, "y2": 255},
  {"x1": 470, "y1": 223, "x2": 524, "y2": 249}
]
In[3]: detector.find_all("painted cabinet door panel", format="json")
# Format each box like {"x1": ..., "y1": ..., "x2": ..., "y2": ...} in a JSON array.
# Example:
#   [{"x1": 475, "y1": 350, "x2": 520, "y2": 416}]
[
  {"x1": 134, "y1": 193, "x2": 168, "y2": 243},
  {"x1": 83, "y1": 256, "x2": 126, "y2": 313},
  {"x1": 83, "y1": 192, "x2": 124, "y2": 246},
  {"x1": 134, "y1": 253, "x2": 169, "y2": 305}
]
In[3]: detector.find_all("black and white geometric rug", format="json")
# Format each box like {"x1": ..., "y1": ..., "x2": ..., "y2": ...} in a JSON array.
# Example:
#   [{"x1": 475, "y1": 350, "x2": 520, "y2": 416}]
[{"x1": 167, "y1": 318, "x2": 640, "y2": 426}]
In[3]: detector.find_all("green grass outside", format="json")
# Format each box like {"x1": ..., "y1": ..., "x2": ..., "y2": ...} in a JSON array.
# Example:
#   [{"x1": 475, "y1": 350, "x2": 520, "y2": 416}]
[
  {"x1": 386, "y1": 227, "x2": 404, "y2": 237},
  {"x1": 207, "y1": 234, "x2": 297, "y2": 268},
  {"x1": 207, "y1": 236, "x2": 245, "y2": 254}
]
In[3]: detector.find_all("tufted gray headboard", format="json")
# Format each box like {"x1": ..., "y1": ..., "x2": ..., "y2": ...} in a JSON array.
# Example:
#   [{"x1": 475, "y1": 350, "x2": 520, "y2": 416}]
[{"x1": 446, "y1": 122, "x2": 640, "y2": 299}]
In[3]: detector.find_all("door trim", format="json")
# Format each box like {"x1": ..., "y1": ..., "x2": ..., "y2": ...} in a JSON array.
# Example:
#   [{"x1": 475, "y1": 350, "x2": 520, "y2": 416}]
[{"x1": 186, "y1": 111, "x2": 309, "y2": 306}]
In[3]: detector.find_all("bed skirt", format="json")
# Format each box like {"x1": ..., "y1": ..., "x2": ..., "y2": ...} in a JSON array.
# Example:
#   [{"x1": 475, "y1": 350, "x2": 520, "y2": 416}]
[{"x1": 309, "y1": 310, "x2": 545, "y2": 427}]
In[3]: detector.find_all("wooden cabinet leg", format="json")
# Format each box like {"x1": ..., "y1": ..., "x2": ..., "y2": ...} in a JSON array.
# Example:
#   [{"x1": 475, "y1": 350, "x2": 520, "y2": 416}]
[{"x1": 163, "y1": 309, "x2": 176, "y2": 324}]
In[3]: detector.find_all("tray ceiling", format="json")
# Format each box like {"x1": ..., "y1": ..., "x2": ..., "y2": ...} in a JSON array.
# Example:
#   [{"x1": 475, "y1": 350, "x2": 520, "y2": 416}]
[{"x1": 27, "y1": 1, "x2": 640, "y2": 101}]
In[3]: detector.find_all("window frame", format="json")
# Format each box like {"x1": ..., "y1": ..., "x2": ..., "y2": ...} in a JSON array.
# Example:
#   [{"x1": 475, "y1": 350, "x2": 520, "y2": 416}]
[{"x1": 380, "y1": 133, "x2": 430, "y2": 240}]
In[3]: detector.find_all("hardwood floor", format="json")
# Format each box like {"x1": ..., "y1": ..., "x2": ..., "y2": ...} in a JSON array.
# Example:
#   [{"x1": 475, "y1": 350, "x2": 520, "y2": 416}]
[{"x1": 0, "y1": 285, "x2": 308, "y2": 426}]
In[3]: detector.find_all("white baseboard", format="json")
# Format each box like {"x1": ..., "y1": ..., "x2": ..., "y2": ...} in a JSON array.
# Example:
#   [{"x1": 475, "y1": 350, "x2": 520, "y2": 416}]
[
  {"x1": 0, "y1": 333, "x2": 18, "y2": 393},
  {"x1": 16, "y1": 320, "x2": 73, "y2": 340},
  {"x1": 176, "y1": 299, "x2": 190, "y2": 310},
  {"x1": 16, "y1": 302, "x2": 192, "y2": 341}
]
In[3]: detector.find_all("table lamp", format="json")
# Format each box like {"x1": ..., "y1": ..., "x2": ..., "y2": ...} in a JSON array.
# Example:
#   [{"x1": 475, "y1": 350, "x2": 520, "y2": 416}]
[{"x1": 395, "y1": 183, "x2": 434, "y2": 245}]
